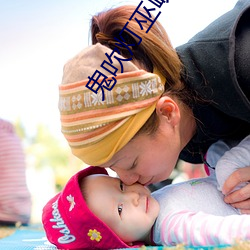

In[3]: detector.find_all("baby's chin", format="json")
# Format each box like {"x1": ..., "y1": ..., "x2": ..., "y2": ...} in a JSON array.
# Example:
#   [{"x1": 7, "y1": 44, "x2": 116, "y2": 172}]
[{"x1": 148, "y1": 196, "x2": 160, "y2": 219}]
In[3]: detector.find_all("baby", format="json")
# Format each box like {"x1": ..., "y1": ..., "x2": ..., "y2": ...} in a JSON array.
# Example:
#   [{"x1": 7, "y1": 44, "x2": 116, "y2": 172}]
[{"x1": 42, "y1": 135, "x2": 250, "y2": 249}]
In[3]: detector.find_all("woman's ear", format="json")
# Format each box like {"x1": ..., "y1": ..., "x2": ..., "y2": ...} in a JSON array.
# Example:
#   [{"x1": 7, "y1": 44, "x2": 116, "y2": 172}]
[{"x1": 156, "y1": 96, "x2": 180, "y2": 126}]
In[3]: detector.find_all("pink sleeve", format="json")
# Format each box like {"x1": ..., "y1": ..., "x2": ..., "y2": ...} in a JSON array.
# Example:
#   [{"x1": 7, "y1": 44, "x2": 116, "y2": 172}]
[
  {"x1": 0, "y1": 119, "x2": 31, "y2": 224},
  {"x1": 160, "y1": 210, "x2": 250, "y2": 246}
]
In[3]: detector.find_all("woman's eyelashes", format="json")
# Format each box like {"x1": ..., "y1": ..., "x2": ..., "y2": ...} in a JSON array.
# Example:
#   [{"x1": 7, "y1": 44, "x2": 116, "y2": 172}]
[{"x1": 120, "y1": 180, "x2": 124, "y2": 191}]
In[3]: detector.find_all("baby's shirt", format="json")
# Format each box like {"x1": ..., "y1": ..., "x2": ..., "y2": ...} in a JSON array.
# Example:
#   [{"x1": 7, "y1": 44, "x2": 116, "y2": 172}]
[{"x1": 152, "y1": 135, "x2": 250, "y2": 246}]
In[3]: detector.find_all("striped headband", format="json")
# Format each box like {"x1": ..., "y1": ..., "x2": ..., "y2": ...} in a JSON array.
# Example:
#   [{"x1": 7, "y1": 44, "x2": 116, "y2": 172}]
[{"x1": 59, "y1": 43, "x2": 165, "y2": 165}]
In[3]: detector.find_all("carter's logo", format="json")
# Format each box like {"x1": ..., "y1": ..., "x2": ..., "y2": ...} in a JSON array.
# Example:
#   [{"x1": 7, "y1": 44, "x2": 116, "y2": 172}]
[{"x1": 50, "y1": 200, "x2": 76, "y2": 244}]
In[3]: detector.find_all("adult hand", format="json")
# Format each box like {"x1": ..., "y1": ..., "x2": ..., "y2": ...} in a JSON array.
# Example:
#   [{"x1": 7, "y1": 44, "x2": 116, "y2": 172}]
[{"x1": 223, "y1": 166, "x2": 250, "y2": 214}]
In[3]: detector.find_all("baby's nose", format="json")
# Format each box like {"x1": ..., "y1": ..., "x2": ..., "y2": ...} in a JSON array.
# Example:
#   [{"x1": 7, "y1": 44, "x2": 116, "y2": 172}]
[{"x1": 126, "y1": 191, "x2": 140, "y2": 206}]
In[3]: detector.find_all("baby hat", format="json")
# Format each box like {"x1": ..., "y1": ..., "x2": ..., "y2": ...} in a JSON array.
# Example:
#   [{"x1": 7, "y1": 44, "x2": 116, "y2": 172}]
[
  {"x1": 42, "y1": 166, "x2": 141, "y2": 249},
  {"x1": 59, "y1": 43, "x2": 165, "y2": 166}
]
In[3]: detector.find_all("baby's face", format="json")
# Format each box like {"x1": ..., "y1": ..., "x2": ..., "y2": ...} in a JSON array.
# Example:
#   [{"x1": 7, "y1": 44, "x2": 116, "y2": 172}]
[{"x1": 84, "y1": 174, "x2": 160, "y2": 244}]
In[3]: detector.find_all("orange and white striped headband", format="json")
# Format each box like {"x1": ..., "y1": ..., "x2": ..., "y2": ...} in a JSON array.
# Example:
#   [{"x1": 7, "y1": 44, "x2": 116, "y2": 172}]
[{"x1": 59, "y1": 43, "x2": 165, "y2": 165}]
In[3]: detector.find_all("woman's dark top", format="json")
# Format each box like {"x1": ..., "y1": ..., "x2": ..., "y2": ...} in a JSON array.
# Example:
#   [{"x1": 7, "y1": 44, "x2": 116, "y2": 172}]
[{"x1": 176, "y1": 0, "x2": 250, "y2": 164}]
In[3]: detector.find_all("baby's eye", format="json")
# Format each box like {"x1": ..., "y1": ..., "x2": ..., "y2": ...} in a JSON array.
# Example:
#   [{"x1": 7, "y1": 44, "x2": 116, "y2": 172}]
[
  {"x1": 118, "y1": 204, "x2": 123, "y2": 216},
  {"x1": 120, "y1": 180, "x2": 124, "y2": 191}
]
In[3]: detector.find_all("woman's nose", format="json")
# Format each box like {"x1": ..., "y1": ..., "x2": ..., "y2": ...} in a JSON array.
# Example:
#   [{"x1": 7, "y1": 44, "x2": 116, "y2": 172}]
[{"x1": 112, "y1": 168, "x2": 139, "y2": 185}]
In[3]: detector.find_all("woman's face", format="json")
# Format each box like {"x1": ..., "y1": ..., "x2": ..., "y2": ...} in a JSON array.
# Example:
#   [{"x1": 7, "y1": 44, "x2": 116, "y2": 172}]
[{"x1": 100, "y1": 119, "x2": 182, "y2": 186}]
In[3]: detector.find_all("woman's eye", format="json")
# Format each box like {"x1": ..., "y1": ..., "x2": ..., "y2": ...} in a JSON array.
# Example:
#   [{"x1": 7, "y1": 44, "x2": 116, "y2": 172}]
[
  {"x1": 120, "y1": 180, "x2": 124, "y2": 191},
  {"x1": 118, "y1": 204, "x2": 123, "y2": 216}
]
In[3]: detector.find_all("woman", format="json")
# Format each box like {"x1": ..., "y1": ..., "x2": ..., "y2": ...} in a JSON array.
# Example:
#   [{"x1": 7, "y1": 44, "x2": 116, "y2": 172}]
[{"x1": 59, "y1": 0, "x2": 250, "y2": 211}]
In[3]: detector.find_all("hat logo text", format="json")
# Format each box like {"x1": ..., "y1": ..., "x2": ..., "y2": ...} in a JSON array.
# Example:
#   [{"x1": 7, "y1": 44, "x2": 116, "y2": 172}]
[{"x1": 50, "y1": 200, "x2": 76, "y2": 244}]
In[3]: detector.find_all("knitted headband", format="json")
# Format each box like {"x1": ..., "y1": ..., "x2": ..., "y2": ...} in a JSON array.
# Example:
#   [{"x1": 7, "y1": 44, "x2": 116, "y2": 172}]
[
  {"x1": 42, "y1": 166, "x2": 141, "y2": 249},
  {"x1": 59, "y1": 43, "x2": 165, "y2": 165}
]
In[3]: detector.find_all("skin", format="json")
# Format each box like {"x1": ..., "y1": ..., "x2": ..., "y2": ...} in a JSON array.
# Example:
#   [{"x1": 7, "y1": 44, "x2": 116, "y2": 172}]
[
  {"x1": 100, "y1": 132, "x2": 181, "y2": 186},
  {"x1": 100, "y1": 96, "x2": 196, "y2": 186},
  {"x1": 223, "y1": 166, "x2": 250, "y2": 213},
  {"x1": 100, "y1": 95, "x2": 250, "y2": 212},
  {"x1": 83, "y1": 174, "x2": 160, "y2": 244}
]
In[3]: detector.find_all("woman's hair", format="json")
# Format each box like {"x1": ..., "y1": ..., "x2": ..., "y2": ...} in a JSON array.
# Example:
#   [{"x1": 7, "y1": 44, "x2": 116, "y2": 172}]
[{"x1": 90, "y1": 5, "x2": 194, "y2": 135}]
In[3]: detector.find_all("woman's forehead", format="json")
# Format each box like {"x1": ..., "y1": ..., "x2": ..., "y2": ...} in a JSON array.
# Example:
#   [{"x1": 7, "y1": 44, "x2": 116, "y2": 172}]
[{"x1": 101, "y1": 135, "x2": 148, "y2": 168}]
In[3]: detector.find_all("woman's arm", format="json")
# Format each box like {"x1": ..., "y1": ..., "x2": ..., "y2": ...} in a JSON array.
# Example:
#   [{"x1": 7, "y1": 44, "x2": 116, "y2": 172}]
[{"x1": 223, "y1": 166, "x2": 250, "y2": 213}]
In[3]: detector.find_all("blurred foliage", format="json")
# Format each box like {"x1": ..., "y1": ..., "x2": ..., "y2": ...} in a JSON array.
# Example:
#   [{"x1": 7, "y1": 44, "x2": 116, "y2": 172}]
[
  {"x1": 13, "y1": 120, "x2": 86, "y2": 191},
  {"x1": 14, "y1": 118, "x2": 26, "y2": 139}
]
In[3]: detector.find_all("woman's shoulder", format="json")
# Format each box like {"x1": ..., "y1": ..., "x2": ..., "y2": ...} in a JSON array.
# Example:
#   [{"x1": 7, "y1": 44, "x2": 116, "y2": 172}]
[{"x1": 176, "y1": 0, "x2": 250, "y2": 123}]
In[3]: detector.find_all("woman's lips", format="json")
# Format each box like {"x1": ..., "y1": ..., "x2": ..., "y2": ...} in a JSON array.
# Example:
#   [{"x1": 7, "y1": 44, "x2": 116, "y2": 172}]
[{"x1": 143, "y1": 177, "x2": 154, "y2": 186}]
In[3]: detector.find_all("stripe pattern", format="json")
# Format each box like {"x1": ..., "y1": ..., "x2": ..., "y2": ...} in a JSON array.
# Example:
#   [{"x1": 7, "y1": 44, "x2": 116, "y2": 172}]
[
  {"x1": 59, "y1": 70, "x2": 164, "y2": 148},
  {"x1": 0, "y1": 119, "x2": 31, "y2": 224},
  {"x1": 159, "y1": 210, "x2": 250, "y2": 246}
]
